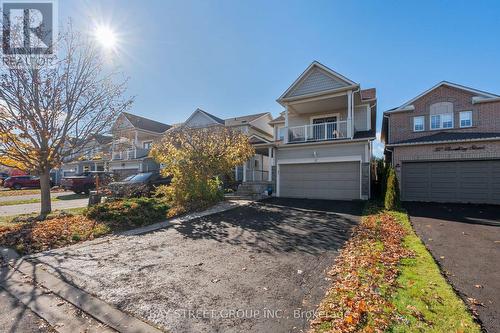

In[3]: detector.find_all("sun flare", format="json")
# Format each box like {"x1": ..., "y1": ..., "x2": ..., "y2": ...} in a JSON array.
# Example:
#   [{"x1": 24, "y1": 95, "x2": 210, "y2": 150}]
[{"x1": 94, "y1": 24, "x2": 118, "y2": 49}]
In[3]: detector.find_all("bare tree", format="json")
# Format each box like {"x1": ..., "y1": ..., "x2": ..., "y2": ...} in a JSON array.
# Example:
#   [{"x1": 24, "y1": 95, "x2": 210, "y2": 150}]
[{"x1": 0, "y1": 24, "x2": 132, "y2": 216}]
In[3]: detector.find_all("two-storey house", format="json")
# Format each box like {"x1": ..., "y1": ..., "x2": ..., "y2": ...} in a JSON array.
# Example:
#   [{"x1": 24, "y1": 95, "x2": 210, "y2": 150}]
[
  {"x1": 109, "y1": 112, "x2": 171, "y2": 177},
  {"x1": 263, "y1": 61, "x2": 377, "y2": 200},
  {"x1": 382, "y1": 81, "x2": 500, "y2": 204},
  {"x1": 60, "y1": 134, "x2": 113, "y2": 177},
  {"x1": 175, "y1": 108, "x2": 275, "y2": 183}
]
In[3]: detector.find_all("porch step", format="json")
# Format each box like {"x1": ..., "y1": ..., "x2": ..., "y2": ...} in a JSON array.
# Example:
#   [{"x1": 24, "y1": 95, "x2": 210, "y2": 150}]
[{"x1": 235, "y1": 182, "x2": 273, "y2": 197}]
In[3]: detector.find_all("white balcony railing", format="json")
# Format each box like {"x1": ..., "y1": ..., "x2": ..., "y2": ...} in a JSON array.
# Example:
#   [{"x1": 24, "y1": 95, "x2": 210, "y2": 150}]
[
  {"x1": 286, "y1": 120, "x2": 349, "y2": 143},
  {"x1": 112, "y1": 147, "x2": 150, "y2": 160}
]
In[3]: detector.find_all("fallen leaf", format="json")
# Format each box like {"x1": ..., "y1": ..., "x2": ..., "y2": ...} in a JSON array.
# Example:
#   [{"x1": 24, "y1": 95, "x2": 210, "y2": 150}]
[{"x1": 474, "y1": 284, "x2": 483, "y2": 289}]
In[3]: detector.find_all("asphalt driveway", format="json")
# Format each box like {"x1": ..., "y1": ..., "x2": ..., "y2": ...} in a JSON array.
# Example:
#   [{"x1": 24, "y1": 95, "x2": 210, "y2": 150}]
[
  {"x1": 406, "y1": 202, "x2": 500, "y2": 333},
  {"x1": 31, "y1": 199, "x2": 362, "y2": 333}
]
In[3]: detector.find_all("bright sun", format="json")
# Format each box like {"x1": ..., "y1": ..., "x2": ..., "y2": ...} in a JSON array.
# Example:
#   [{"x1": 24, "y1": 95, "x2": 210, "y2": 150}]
[{"x1": 94, "y1": 25, "x2": 118, "y2": 49}]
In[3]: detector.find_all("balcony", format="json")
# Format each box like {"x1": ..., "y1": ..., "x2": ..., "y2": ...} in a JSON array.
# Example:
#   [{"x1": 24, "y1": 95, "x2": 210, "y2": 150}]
[
  {"x1": 286, "y1": 120, "x2": 349, "y2": 143},
  {"x1": 112, "y1": 147, "x2": 150, "y2": 160}
]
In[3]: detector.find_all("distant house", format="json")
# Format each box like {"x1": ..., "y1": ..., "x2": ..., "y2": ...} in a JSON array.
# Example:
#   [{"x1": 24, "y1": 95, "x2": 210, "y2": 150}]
[
  {"x1": 60, "y1": 134, "x2": 113, "y2": 177},
  {"x1": 382, "y1": 81, "x2": 500, "y2": 204},
  {"x1": 108, "y1": 112, "x2": 171, "y2": 177}
]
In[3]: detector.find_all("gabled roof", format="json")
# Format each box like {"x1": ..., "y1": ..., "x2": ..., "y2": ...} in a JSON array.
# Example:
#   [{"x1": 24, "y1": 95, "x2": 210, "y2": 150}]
[
  {"x1": 269, "y1": 114, "x2": 285, "y2": 125},
  {"x1": 387, "y1": 81, "x2": 500, "y2": 113},
  {"x1": 278, "y1": 61, "x2": 358, "y2": 102},
  {"x1": 122, "y1": 112, "x2": 171, "y2": 133},
  {"x1": 183, "y1": 108, "x2": 225, "y2": 128},
  {"x1": 224, "y1": 112, "x2": 269, "y2": 126}
]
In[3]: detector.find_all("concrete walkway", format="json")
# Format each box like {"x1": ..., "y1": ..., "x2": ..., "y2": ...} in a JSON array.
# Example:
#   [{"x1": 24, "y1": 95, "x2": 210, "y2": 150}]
[
  {"x1": 0, "y1": 198, "x2": 89, "y2": 216},
  {"x1": 0, "y1": 191, "x2": 74, "y2": 203}
]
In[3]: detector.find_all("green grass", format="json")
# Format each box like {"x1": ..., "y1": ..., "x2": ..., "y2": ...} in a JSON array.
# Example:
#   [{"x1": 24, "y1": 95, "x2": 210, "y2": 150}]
[
  {"x1": 0, "y1": 193, "x2": 86, "y2": 206},
  {"x1": 388, "y1": 210, "x2": 481, "y2": 333},
  {"x1": 0, "y1": 207, "x2": 87, "y2": 227},
  {"x1": 0, "y1": 189, "x2": 41, "y2": 197}
]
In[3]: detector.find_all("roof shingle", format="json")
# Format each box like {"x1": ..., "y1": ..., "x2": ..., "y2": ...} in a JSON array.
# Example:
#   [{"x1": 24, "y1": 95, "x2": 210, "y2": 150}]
[{"x1": 122, "y1": 112, "x2": 171, "y2": 133}]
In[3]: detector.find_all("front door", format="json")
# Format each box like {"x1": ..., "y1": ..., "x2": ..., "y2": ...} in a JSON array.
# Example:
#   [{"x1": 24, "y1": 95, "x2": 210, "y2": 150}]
[{"x1": 312, "y1": 116, "x2": 337, "y2": 140}]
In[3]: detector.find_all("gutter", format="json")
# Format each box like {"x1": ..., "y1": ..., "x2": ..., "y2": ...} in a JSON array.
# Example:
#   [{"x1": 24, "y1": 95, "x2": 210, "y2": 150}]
[
  {"x1": 472, "y1": 96, "x2": 500, "y2": 104},
  {"x1": 386, "y1": 136, "x2": 500, "y2": 147}
]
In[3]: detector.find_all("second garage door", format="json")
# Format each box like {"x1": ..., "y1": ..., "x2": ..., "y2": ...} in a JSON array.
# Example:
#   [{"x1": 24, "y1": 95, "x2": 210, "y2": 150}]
[
  {"x1": 279, "y1": 161, "x2": 360, "y2": 200},
  {"x1": 402, "y1": 160, "x2": 500, "y2": 204}
]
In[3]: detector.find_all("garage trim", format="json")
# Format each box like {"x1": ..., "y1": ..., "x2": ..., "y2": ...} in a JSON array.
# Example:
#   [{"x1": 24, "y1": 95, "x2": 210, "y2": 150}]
[{"x1": 276, "y1": 155, "x2": 363, "y2": 199}]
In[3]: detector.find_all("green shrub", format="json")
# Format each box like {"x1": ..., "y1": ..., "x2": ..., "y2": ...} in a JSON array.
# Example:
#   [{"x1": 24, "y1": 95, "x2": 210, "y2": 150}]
[
  {"x1": 384, "y1": 167, "x2": 401, "y2": 210},
  {"x1": 85, "y1": 198, "x2": 169, "y2": 230}
]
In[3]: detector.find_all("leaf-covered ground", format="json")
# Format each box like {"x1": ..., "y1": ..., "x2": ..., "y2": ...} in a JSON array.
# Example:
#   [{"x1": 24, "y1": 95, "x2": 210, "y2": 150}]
[
  {"x1": 310, "y1": 205, "x2": 480, "y2": 333},
  {"x1": 0, "y1": 198, "x2": 169, "y2": 254}
]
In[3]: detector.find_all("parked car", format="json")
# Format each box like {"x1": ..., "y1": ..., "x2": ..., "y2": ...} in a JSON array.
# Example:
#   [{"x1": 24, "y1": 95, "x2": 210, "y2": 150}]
[
  {"x1": 107, "y1": 172, "x2": 171, "y2": 197},
  {"x1": 61, "y1": 172, "x2": 115, "y2": 194},
  {"x1": 0, "y1": 172, "x2": 9, "y2": 186},
  {"x1": 3, "y1": 176, "x2": 43, "y2": 190}
]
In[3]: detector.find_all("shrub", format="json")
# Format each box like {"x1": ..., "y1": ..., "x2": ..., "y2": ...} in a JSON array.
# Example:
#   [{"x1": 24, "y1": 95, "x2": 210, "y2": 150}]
[
  {"x1": 85, "y1": 197, "x2": 169, "y2": 229},
  {"x1": 385, "y1": 167, "x2": 401, "y2": 210},
  {"x1": 150, "y1": 126, "x2": 254, "y2": 213}
]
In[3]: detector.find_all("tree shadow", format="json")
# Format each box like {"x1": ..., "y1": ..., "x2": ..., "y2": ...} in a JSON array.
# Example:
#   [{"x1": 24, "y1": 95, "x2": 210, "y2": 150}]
[{"x1": 173, "y1": 201, "x2": 361, "y2": 255}]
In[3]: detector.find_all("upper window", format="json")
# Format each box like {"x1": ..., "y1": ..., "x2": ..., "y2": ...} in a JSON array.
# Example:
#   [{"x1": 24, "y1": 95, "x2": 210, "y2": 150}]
[
  {"x1": 143, "y1": 141, "x2": 153, "y2": 149},
  {"x1": 460, "y1": 111, "x2": 473, "y2": 128},
  {"x1": 430, "y1": 113, "x2": 453, "y2": 130},
  {"x1": 413, "y1": 116, "x2": 424, "y2": 132},
  {"x1": 277, "y1": 126, "x2": 286, "y2": 140}
]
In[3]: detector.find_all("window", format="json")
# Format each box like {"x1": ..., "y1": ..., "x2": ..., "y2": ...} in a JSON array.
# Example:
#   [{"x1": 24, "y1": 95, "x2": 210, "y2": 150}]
[
  {"x1": 143, "y1": 141, "x2": 153, "y2": 149},
  {"x1": 431, "y1": 115, "x2": 441, "y2": 129},
  {"x1": 431, "y1": 113, "x2": 453, "y2": 130},
  {"x1": 413, "y1": 116, "x2": 424, "y2": 132},
  {"x1": 277, "y1": 126, "x2": 286, "y2": 140},
  {"x1": 460, "y1": 111, "x2": 472, "y2": 128},
  {"x1": 442, "y1": 113, "x2": 453, "y2": 128}
]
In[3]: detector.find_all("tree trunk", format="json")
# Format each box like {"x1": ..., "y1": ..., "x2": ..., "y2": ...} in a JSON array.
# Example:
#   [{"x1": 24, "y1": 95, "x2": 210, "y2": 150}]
[{"x1": 39, "y1": 170, "x2": 52, "y2": 217}]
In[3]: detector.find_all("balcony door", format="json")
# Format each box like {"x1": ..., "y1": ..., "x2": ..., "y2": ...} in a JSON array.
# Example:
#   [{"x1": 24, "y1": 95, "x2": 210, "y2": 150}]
[{"x1": 312, "y1": 116, "x2": 337, "y2": 141}]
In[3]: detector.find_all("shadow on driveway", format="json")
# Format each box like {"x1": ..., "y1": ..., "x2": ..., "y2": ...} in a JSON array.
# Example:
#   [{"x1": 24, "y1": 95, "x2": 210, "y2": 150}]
[
  {"x1": 174, "y1": 200, "x2": 362, "y2": 255},
  {"x1": 31, "y1": 199, "x2": 363, "y2": 333}
]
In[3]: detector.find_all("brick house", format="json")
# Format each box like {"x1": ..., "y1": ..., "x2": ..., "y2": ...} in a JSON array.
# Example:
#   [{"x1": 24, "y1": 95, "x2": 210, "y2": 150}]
[{"x1": 382, "y1": 81, "x2": 500, "y2": 204}]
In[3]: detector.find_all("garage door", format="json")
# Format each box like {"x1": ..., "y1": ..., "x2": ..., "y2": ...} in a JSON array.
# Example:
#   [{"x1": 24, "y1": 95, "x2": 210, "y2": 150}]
[
  {"x1": 279, "y1": 162, "x2": 360, "y2": 200},
  {"x1": 402, "y1": 160, "x2": 500, "y2": 204}
]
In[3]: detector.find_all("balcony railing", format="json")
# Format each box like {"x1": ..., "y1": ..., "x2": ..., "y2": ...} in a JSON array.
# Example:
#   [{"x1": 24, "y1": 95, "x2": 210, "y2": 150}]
[
  {"x1": 112, "y1": 147, "x2": 150, "y2": 160},
  {"x1": 286, "y1": 120, "x2": 349, "y2": 143}
]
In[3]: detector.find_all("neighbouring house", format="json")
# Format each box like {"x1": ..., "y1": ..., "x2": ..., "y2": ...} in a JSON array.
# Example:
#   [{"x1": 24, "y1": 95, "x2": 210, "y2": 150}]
[
  {"x1": 175, "y1": 108, "x2": 275, "y2": 183},
  {"x1": 60, "y1": 134, "x2": 113, "y2": 177},
  {"x1": 241, "y1": 61, "x2": 376, "y2": 200},
  {"x1": 108, "y1": 112, "x2": 171, "y2": 177},
  {"x1": 381, "y1": 81, "x2": 500, "y2": 204}
]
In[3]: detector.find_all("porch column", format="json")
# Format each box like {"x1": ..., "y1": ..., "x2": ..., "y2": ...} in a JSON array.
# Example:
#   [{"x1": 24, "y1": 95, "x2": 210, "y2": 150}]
[
  {"x1": 284, "y1": 105, "x2": 289, "y2": 144},
  {"x1": 268, "y1": 147, "x2": 272, "y2": 181},
  {"x1": 235, "y1": 166, "x2": 238, "y2": 181},
  {"x1": 243, "y1": 163, "x2": 247, "y2": 182},
  {"x1": 347, "y1": 90, "x2": 353, "y2": 138}
]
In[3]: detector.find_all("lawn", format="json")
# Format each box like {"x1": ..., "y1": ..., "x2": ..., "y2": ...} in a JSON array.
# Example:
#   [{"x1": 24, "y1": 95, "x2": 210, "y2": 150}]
[
  {"x1": 0, "y1": 198, "x2": 169, "y2": 254},
  {"x1": 310, "y1": 203, "x2": 480, "y2": 333},
  {"x1": 0, "y1": 189, "x2": 42, "y2": 197},
  {"x1": 0, "y1": 193, "x2": 86, "y2": 207}
]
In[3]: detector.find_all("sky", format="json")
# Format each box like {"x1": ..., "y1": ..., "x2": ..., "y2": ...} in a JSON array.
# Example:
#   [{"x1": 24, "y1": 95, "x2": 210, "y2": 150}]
[{"x1": 61, "y1": 0, "x2": 500, "y2": 157}]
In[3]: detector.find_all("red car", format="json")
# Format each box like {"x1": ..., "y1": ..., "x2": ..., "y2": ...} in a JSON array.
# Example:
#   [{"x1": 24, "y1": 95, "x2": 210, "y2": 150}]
[{"x1": 3, "y1": 176, "x2": 42, "y2": 190}]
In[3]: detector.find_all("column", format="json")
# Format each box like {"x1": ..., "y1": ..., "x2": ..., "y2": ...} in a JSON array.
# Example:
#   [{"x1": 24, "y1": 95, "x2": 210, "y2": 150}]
[
  {"x1": 268, "y1": 147, "x2": 272, "y2": 182},
  {"x1": 347, "y1": 91, "x2": 353, "y2": 138},
  {"x1": 284, "y1": 105, "x2": 289, "y2": 144},
  {"x1": 243, "y1": 163, "x2": 247, "y2": 182}
]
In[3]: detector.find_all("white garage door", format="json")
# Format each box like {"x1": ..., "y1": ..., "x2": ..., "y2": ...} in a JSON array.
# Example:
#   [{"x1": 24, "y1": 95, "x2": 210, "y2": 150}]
[{"x1": 279, "y1": 162, "x2": 360, "y2": 200}]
